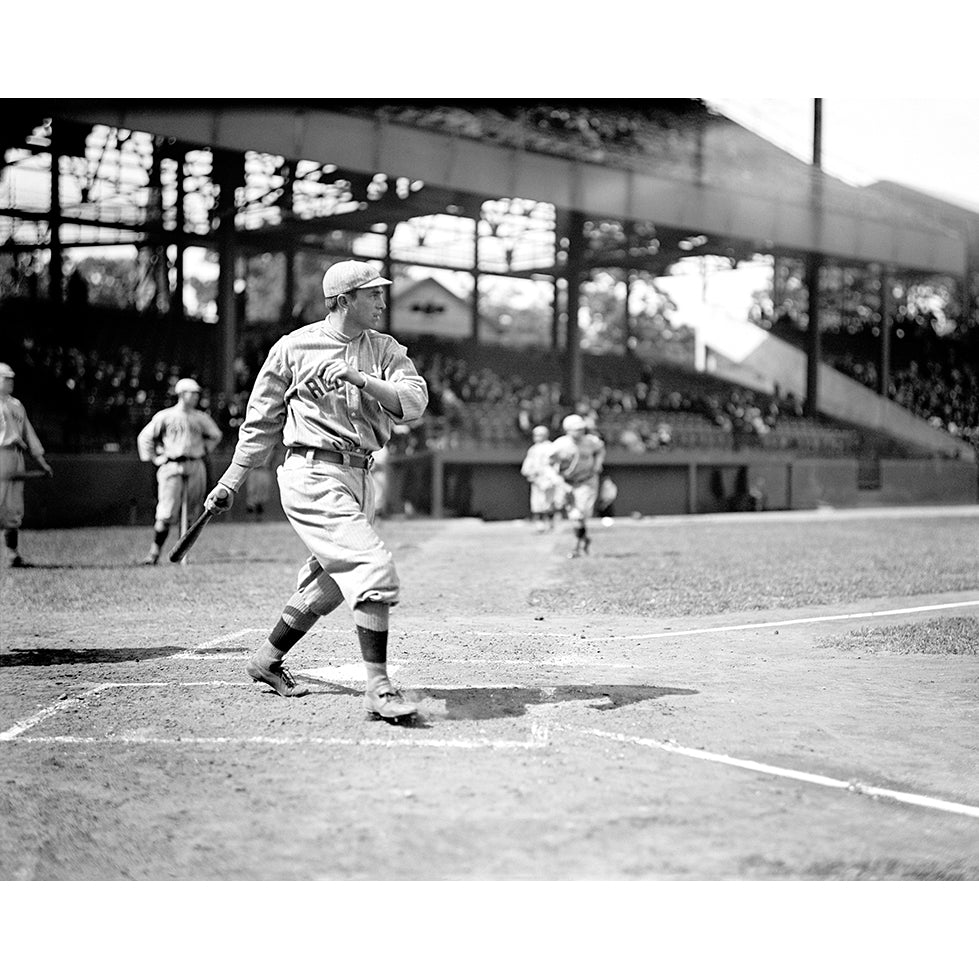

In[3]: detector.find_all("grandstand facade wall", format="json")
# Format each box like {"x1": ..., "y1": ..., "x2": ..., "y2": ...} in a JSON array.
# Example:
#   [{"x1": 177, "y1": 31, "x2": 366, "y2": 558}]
[{"x1": 20, "y1": 451, "x2": 977, "y2": 528}]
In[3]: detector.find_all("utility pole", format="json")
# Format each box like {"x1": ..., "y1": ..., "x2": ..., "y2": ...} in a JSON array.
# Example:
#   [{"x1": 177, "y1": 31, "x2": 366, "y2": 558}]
[{"x1": 804, "y1": 98, "x2": 823, "y2": 418}]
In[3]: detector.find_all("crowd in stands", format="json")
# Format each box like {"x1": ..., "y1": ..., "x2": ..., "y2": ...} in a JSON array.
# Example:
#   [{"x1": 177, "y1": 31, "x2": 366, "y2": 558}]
[
  {"x1": 11, "y1": 330, "x2": 968, "y2": 460},
  {"x1": 829, "y1": 350, "x2": 979, "y2": 446},
  {"x1": 768, "y1": 306, "x2": 979, "y2": 449},
  {"x1": 7, "y1": 338, "x2": 244, "y2": 452},
  {"x1": 411, "y1": 350, "x2": 832, "y2": 455}
]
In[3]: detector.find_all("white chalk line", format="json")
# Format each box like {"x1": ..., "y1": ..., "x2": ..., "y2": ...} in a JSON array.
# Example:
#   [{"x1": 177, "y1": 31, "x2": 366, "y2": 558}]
[
  {"x1": 160, "y1": 598, "x2": 979, "y2": 660},
  {"x1": 0, "y1": 680, "x2": 252, "y2": 742},
  {"x1": 11, "y1": 732, "x2": 547, "y2": 750},
  {"x1": 0, "y1": 680, "x2": 548, "y2": 751},
  {"x1": 472, "y1": 599, "x2": 979, "y2": 642},
  {"x1": 560, "y1": 725, "x2": 979, "y2": 820},
  {"x1": 0, "y1": 682, "x2": 117, "y2": 742},
  {"x1": 170, "y1": 628, "x2": 260, "y2": 658}
]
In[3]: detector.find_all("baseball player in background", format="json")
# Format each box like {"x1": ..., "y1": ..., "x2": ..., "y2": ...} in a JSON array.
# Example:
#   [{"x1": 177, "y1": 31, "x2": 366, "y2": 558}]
[
  {"x1": 136, "y1": 377, "x2": 222, "y2": 565},
  {"x1": 520, "y1": 424, "x2": 561, "y2": 533},
  {"x1": 203, "y1": 259, "x2": 429, "y2": 722},
  {"x1": 549, "y1": 413, "x2": 606, "y2": 558},
  {"x1": 0, "y1": 362, "x2": 53, "y2": 568}
]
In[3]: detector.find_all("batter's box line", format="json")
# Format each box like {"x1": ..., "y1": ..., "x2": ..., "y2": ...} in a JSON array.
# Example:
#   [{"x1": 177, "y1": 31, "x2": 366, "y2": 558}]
[
  {"x1": 554, "y1": 724, "x2": 979, "y2": 821},
  {"x1": 11, "y1": 731, "x2": 549, "y2": 750},
  {"x1": 170, "y1": 628, "x2": 260, "y2": 658},
  {"x1": 0, "y1": 681, "x2": 549, "y2": 751},
  {"x1": 0, "y1": 681, "x2": 250, "y2": 741}
]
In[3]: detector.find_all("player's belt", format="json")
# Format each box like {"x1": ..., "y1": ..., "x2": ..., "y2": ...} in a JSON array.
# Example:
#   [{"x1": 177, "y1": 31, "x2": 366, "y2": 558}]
[
  {"x1": 287, "y1": 446, "x2": 374, "y2": 470},
  {"x1": 167, "y1": 455, "x2": 203, "y2": 462}
]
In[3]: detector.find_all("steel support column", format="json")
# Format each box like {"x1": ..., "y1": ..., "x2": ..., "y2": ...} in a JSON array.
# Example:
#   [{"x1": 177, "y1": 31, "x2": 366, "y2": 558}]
[
  {"x1": 472, "y1": 214, "x2": 480, "y2": 342},
  {"x1": 217, "y1": 223, "x2": 237, "y2": 397},
  {"x1": 879, "y1": 265, "x2": 894, "y2": 398},
  {"x1": 48, "y1": 128, "x2": 63, "y2": 304},
  {"x1": 382, "y1": 229, "x2": 393, "y2": 334},
  {"x1": 551, "y1": 277, "x2": 562, "y2": 351},
  {"x1": 563, "y1": 210, "x2": 585, "y2": 405},
  {"x1": 805, "y1": 99, "x2": 823, "y2": 418},
  {"x1": 172, "y1": 147, "x2": 185, "y2": 321}
]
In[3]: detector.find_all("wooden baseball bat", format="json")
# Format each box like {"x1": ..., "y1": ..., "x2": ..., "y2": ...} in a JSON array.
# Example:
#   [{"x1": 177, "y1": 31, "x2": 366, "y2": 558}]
[
  {"x1": 167, "y1": 507, "x2": 214, "y2": 563},
  {"x1": 5, "y1": 470, "x2": 52, "y2": 481}
]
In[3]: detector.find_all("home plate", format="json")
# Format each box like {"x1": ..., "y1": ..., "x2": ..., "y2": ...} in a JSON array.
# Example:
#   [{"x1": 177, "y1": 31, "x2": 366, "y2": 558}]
[{"x1": 300, "y1": 664, "x2": 402, "y2": 683}]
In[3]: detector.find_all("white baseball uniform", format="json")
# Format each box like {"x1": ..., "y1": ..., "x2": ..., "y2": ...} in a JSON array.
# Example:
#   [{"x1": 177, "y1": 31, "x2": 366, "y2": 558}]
[
  {"x1": 520, "y1": 439, "x2": 561, "y2": 514},
  {"x1": 216, "y1": 320, "x2": 428, "y2": 610},
  {"x1": 549, "y1": 431, "x2": 606, "y2": 519},
  {"x1": 0, "y1": 393, "x2": 46, "y2": 529},
  {"x1": 137, "y1": 404, "x2": 222, "y2": 523}
]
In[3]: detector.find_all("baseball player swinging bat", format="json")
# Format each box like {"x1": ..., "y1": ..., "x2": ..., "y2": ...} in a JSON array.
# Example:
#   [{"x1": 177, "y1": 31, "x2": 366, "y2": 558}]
[{"x1": 167, "y1": 487, "x2": 228, "y2": 563}]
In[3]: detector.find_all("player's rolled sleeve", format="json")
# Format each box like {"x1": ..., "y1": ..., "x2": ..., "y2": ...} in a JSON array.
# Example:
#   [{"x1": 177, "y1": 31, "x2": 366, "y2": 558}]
[
  {"x1": 386, "y1": 369, "x2": 428, "y2": 423},
  {"x1": 379, "y1": 341, "x2": 428, "y2": 423}
]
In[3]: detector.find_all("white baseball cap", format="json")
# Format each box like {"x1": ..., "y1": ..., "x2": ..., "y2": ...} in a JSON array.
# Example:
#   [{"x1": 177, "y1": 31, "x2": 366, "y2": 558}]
[
  {"x1": 562, "y1": 413, "x2": 586, "y2": 432},
  {"x1": 322, "y1": 260, "x2": 392, "y2": 299},
  {"x1": 175, "y1": 377, "x2": 201, "y2": 394},
  {"x1": 532, "y1": 425, "x2": 549, "y2": 438},
  {"x1": 0, "y1": 363, "x2": 14, "y2": 379}
]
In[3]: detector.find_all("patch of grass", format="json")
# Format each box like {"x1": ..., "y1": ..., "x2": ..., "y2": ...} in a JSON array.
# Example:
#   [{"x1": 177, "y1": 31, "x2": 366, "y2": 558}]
[
  {"x1": 533, "y1": 516, "x2": 979, "y2": 616},
  {"x1": 817, "y1": 616, "x2": 979, "y2": 655}
]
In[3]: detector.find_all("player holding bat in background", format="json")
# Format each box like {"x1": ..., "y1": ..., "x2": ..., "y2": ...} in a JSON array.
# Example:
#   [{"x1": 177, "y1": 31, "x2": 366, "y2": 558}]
[
  {"x1": 203, "y1": 260, "x2": 428, "y2": 721},
  {"x1": 136, "y1": 378, "x2": 222, "y2": 566},
  {"x1": 0, "y1": 362, "x2": 53, "y2": 568}
]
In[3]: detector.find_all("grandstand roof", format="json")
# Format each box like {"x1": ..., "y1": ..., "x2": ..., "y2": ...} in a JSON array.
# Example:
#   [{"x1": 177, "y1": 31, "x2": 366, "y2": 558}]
[{"x1": 37, "y1": 99, "x2": 967, "y2": 278}]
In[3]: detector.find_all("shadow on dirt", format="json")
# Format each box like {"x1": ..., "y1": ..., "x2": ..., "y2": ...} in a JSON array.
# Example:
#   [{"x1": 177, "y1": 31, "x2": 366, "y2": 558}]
[
  {"x1": 1, "y1": 647, "x2": 248, "y2": 666},
  {"x1": 415, "y1": 684, "x2": 697, "y2": 719},
  {"x1": 4, "y1": 563, "x2": 146, "y2": 571},
  {"x1": 295, "y1": 680, "x2": 433, "y2": 728},
  {"x1": 300, "y1": 678, "x2": 696, "y2": 720}
]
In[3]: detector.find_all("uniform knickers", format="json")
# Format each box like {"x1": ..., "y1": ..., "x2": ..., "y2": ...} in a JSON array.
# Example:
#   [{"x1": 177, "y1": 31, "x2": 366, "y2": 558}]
[
  {"x1": 278, "y1": 453, "x2": 400, "y2": 609},
  {"x1": 0, "y1": 447, "x2": 26, "y2": 529}
]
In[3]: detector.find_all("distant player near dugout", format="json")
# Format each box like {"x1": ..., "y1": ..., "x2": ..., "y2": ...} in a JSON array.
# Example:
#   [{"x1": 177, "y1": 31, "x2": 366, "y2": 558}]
[
  {"x1": 203, "y1": 259, "x2": 429, "y2": 722},
  {"x1": 0, "y1": 362, "x2": 53, "y2": 568},
  {"x1": 520, "y1": 424, "x2": 561, "y2": 533},
  {"x1": 136, "y1": 377, "x2": 223, "y2": 565},
  {"x1": 549, "y1": 413, "x2": 606, "y2": 558}
]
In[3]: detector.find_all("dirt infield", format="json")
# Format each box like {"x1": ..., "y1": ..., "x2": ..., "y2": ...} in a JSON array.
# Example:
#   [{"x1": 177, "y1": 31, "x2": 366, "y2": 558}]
[{"x1": 1, "y1": 508, "x2": 978, "y2": 880}]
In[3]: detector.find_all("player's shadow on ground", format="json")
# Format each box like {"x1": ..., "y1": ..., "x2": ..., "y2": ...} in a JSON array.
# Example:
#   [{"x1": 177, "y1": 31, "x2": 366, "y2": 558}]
[
  {"x1": 414, "y1": 684, "x2": 698, "y2": 719},
  {"x1": 0, "y1": 647, "x2": 249, "y2": 667},
  {"x1": 301, "y1": 679, "x2": 696, "y2": 721}
]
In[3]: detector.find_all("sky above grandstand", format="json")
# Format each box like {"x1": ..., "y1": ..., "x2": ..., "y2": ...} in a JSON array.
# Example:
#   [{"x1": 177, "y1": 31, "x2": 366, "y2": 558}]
[
  {"x1": 664, "y1": 98, "x2": 979, "y2": 330},
  {"x1": 703, "y1": 98, "x2": 979, "y2": 210}
]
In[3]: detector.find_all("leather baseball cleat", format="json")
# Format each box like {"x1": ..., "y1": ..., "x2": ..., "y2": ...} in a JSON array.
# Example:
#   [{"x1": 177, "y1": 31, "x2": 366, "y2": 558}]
[
  {"x1": 364, "y1": 685, "x2": 417, "y2": 720},
  {"x1": 246, "y1": 657, "x2": 309, "y2": 697}
]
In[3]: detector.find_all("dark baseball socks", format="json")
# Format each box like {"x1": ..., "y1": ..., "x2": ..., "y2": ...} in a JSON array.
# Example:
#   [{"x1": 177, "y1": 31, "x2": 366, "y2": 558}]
[
  {"x1": 260, "y1": 576, "x2": 345, "y2": 663},
  {"x1": 255, "y1": 592, "x2": 394, "y2": 694},
  {"x1": 353, "y1": 601, "x2": 392, "y2": 692},
  {"x1": 145, "y1": 524, "x2": 169, "y2": 561}
]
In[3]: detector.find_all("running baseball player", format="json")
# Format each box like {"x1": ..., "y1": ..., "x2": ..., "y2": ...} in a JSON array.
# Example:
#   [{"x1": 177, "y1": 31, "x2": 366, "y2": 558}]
[
  {"x1": 520, "y1": 424, "x2": 561, "y2": 533},
  {"x1": 549, "y1": 413, "x2": 606, "y2": 558},
  {"x1": 136, "y1": 377, "x2": 222, "y2": 565},
  {"x1": 0, "y1": 362, "x2": 53, "y2": 568},
  {"x1": 203, "y1": 259, "x2": 429, "y2": 722}
]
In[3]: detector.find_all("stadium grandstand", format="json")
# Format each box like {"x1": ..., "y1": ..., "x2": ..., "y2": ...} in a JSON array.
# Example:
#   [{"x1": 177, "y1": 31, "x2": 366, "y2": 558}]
[{"x1": 1, "y1": 99, "x2": 977, "y2": 526}]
